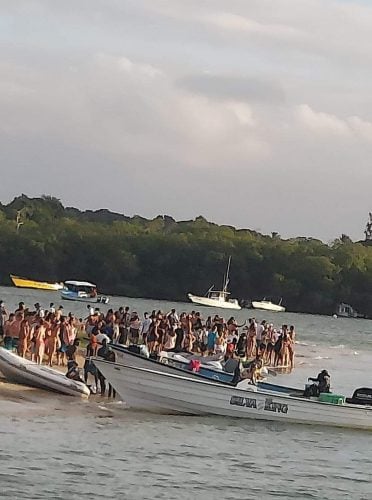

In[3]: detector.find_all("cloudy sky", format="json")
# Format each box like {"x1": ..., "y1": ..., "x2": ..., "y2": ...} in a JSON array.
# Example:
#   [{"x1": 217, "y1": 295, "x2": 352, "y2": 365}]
[{"x1": 1, "y1": 0, "x2": 372, "y2": 241}]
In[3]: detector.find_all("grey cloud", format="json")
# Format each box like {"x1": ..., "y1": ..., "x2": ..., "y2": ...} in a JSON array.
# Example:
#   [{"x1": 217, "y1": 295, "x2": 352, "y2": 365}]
[
  {"x1": 177, "y1": 74, "x2": 286, "y2": 104},
  {"x1": 1, "y1": 1, "x2": 372, "y2": 241}
]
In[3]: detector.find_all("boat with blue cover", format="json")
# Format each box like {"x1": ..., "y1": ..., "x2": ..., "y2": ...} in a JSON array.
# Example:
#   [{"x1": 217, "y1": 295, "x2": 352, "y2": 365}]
[{"x1": 110, "y1": 344, "x2": 298, "y2": 394}]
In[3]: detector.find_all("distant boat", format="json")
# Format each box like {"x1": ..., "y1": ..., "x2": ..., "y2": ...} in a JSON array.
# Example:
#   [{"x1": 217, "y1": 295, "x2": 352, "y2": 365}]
[
  {"x1": 61, "y1": 280, "x2": 109, "y2": 304},
  {"x1": 187, "y1": 257, "x2": 241, "y2": 310},
  {"x1": 335, "y1": 303, "x2": 359, "y2": 318},
  {"x1": 10, "y1": 274, "x2": 63, "y2": 291},
  {"x1": 251, "y1": 298, "x2": 286, "y2": 313}
]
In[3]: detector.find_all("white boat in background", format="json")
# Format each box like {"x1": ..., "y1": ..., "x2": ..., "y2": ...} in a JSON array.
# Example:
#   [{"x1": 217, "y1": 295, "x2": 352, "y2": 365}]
[
  {"x1": 187, "y1": 257, "x2": 241, "y2": 310},
  {"x1": 61, "y1": 281, "x2": 109, "y2": 304},
  {"x1": 251, "y1": 298, "x2": 286, "y2": 313},
  {"x1": 92, "y1": 360, "x2": 372, "y2": 430},
  {"x1": 335, "y1": 303, "x2": 359, "y2": 318},
  {"x1": 0, "y1": 348, "x2": 90, "y2": 397}
]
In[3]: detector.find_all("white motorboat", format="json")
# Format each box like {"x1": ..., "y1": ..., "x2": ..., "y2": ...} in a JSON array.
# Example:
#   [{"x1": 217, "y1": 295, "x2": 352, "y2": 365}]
[
  {"x1": 188, "y1": 257, "x2": 241, "y2": 310},
  {"x1": 0, "y1": 348, "x2": 90, "y2": 397},
  {"x1": 251, "y1": 298, "x2": 285, "y2": 313},
  {"x1": 109, "y1": 345, "x2": 296, "y2": 392},
  {"x1": 335, "y1": 303, "x2": 359, "y2": 318},
  {"x1": 92, "y1": 360, "x2": 372, "y2": 430},
  {"x1": 61, "y1": 280, "x2": 109, "y2": 304}
]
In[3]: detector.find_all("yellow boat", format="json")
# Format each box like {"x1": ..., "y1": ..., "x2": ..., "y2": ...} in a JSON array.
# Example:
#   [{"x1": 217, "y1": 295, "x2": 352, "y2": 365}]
[{"x1": 10, "y1": 274, "x2": 63, "y2": 291}]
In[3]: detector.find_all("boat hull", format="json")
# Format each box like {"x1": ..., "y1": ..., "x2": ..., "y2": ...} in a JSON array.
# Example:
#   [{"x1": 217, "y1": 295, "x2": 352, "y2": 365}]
[
  {"x1": 60, "y1": 291, "x2": 109, "y2": 304},
  {"x1": 188, "y1": 294, "x2": 241, "y2": 310},
  {"x1": 10, "y1": 275, "x2": 63, "y2": 291},
  {"x1": 92, "y1": 360, "x2": 372, "y2": 430},
  {"x1": 251, "y1": 301, "x2": 286, "y2": 312},
  {"x1": 0, "y1": 348, "x2": 90, "y2": 397}
]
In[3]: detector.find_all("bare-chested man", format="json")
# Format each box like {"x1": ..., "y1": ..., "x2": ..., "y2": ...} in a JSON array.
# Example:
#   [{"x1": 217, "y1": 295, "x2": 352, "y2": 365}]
[
  {"x1": 47, "y1": 319, "x2": 60, "y2": 367},
  {"x1": 3, "y1": 313, "x2": 15, "y2": 349},
  {"x1": 18, "y1": 316, "x2": 31, "y2": 357},
  {"x1": 34, "y1": 320, "x2": 46, "y2": 364},
  {"x1": 4, "y1": 312, "x2": 23, "y2": 350}
]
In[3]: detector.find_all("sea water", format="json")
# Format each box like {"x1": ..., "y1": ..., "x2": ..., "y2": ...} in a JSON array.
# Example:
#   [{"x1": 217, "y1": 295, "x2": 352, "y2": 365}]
[{"x1": 1, "y1": 286, "x2": 372, "y2": 499}]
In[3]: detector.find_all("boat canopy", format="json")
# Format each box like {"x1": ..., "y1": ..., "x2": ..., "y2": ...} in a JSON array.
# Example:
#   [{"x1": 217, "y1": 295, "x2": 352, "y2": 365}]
[
  {"x1": 64, "y1": 280, "x2": 96, "y2": 288},
  {"x1": 209, "y1": 290, "x2": 230, "y2": 298}
]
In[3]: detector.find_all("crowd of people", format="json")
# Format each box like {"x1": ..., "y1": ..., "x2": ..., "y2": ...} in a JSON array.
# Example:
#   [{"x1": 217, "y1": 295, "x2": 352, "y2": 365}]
[{"x1": 0, "y1": 299, "x2": 296, "y2": 372}]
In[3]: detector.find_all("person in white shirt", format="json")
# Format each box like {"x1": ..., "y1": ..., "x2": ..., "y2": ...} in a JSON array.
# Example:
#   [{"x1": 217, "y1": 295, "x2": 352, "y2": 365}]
[
  {"x1": 96, "y1": 331, "x2": 111, "y2": 344},
  {"x1": 140, "y1": 312, "x2": 152, "y2": 343}
]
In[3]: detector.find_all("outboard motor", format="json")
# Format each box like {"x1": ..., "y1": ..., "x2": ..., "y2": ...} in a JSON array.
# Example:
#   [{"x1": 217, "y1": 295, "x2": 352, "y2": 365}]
[{"x1": 346, "y1": 387, "x2": 372, "y2": 405}]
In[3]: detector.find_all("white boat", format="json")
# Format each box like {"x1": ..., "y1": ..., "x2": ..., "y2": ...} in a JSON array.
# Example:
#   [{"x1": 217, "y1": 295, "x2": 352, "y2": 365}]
[
  {"x1": 61, "y1": 281, "x2": 109, "y2": 304},
  {"x1": 92, "y1": 360, "x2": 372, "y2": 430},
  {"x1": 0, "y1": 348, "x2": 90, "y2": 397},
  {"x1": 251, "y1": 298, "x2": 285, "y2": 313},
  {"x1": 335, "y1": 303, "x2": 359, "y2": 318},
  {"x1": 110, "y1": 345, "x2": 297, "y2": 392},
  {"x1": 188, "y1": 257, "x2": 241, "y2": 310}
]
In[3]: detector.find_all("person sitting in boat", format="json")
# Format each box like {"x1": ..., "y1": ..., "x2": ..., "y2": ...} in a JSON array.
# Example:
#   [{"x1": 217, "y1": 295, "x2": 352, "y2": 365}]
[
  {"x1": 231, "y1": 355, "x2": 264, "y2": 386},
  {"x1": 243, "y1": 356, "x2": 265, "y2": 386},
  {"x1": 304, "y1": 370, "x2": 331, "y2": 397}
]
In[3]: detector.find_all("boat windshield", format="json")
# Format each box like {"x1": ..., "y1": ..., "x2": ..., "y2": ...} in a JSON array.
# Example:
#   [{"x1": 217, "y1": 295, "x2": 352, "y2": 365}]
[
  {"x1": 209, "y1": 291, "x2": 229, "y2": 300},
  {"x1": 65, "y1": 284, "x2": 97, "y2": 295}
]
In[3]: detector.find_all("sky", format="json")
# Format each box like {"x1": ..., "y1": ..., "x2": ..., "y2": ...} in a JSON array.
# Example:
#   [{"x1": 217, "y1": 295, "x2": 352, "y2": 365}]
[{"x1": 1, "y1": 0, "x2": 372, "y2": 241}]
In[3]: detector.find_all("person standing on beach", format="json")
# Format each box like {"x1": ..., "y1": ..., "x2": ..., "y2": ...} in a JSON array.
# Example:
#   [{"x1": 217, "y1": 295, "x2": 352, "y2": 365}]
[
  {"x1": 3, "y1": 313, "x2": 16, "y2": 349},
  {"x1": 0, "y1": 300, "x2": 7, "y2": 338},
  {"x1": 140, "y1": 312, "x2": 151, "y2": 344},
  {"x1": 47, "y1": 319, "x2": 61, "y2": 366},
  {"x1": 34, "y1": 321, "x2": 46, "y2": 364},
  {"x1": 63, "y1": 316, "x2": 77, "y2": 349},
  {"x1": 57, "y1": 316, "x2": 68, "y2": 366},
  {"x1": 7, "y1": 312, "x2": 23, "y2": 350},
  {"x1": 288, "y1": 325, "x2": 296, "y2": 369},
  {"x1": 18, "y1": 315, "x2": 31, "y2": 358}
]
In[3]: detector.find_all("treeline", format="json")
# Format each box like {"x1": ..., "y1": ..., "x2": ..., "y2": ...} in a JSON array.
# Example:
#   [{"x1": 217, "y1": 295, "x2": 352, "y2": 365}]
[{"x1": 1, "y1": 195, "x2": 372, "y2": 316}]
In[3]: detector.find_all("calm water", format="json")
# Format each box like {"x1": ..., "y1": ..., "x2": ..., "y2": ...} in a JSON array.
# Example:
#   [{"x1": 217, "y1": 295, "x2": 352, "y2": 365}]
[{"x1": 1, "y1": 285, "x2": 372, "y2": 499}]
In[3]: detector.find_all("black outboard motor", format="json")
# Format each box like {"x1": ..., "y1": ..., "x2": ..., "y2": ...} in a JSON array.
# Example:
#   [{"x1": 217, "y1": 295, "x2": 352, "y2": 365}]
[{"x1": 346, "y1": 387, "x2": 372, "y2": 405}]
